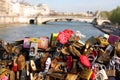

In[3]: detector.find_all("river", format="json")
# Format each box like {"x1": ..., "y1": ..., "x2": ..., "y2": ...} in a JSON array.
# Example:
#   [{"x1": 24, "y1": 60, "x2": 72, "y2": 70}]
[{"x1": 0, "y1": 21, "x2": 104, "y2": 43}]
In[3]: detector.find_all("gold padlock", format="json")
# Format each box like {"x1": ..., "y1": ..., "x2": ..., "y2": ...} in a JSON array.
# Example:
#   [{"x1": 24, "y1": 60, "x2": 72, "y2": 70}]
[{"x1": 79, "y1": 68, "x2": 92, "y2": 80}]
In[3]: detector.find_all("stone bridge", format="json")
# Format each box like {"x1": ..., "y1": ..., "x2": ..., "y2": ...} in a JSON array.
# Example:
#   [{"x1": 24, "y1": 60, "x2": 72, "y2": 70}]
[{"x1": 28, "y1": 16, "x2": 110, "y2": 25}]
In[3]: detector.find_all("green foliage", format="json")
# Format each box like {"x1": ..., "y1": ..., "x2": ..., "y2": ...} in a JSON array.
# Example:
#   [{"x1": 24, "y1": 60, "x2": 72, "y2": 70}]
[
  {"x1": 100, "y1": 11, "x2": 110, "y2": 19},
  {"x1": 109, "y1": 6, "x2": 120, "y2": 25}
]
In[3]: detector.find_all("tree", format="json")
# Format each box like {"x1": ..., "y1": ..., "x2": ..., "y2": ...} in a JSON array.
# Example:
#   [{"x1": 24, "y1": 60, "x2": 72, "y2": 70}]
[{"x1": 109, "y1": 6, "x2": 120, "y2": 25}]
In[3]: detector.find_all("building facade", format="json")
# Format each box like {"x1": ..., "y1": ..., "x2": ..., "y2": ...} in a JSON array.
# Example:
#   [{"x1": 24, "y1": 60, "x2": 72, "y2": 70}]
[
  {"x1": 0, "y1": 0, "x2": 50, "y2": 17},
  {"x1": 0, "y1": 0, "x2": 9, "y2": 16},
  {"x1": 0, "y1": 0, "x2": 50, "y2": 24}
]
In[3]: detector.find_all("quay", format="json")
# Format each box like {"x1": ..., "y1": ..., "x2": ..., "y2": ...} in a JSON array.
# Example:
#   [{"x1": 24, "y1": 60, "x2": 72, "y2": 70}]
[{"x1": 93, "y1": 24, "x2": 120, "y2": 36}]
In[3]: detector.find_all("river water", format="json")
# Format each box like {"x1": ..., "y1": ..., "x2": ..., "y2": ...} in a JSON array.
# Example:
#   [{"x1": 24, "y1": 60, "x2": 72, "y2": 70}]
[{"x1": 0, "y1": 21, "x2": 104, "y2": 43}]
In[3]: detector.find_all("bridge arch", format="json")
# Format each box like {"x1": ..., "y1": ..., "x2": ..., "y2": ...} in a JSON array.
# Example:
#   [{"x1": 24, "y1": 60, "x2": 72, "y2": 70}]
[
  {"x1": 97, "y1": 20, "x2": 111, "y2": 25},
  {"x1": 29, "y1": 19, "x2": 35, "y2": 24},
  {"x1": 29, "y1": 18, "x2": 38, "y2": 24},
  {"x1": 102, "y1": 21, "x2": 111, "y2": 25}
]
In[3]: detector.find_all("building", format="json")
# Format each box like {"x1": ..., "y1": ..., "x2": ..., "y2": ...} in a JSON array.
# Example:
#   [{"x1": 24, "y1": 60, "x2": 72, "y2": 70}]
[
  {"x1": 37, "y1": 4, "x2": 50, "y2": 16},
  {"x1": 23, "y1": 3, "x2": 37, "y2": 17},
  {"x1": 0, "y1": 0, "x2": 9, "y2": 16},
  {"x1": 0, "y1": 1, "x2": 50, "y2": 24},
  {"x1": 0, "y1": 1, "x2": 50, "y2": 17},
  {"x1": 10, "y1": 0, "x2": 18, "y2": 3},
  {"x1": 8, "y1": 1, "x2": 20, "y2": 16}
]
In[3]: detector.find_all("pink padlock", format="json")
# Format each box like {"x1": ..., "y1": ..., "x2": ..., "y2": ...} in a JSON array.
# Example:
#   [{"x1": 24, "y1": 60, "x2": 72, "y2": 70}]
[{"x1": 0, "y1": 75, "x2": 8, "y2": 80}]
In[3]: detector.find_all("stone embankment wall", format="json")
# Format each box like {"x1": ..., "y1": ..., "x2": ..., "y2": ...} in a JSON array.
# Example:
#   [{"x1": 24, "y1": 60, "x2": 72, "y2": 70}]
[
  {"x1": 93, "y1": 24, "x2": 120, "y2": 36},
  {"x1": 0, "y1": 16, "x2": 29, "y2": 25}
]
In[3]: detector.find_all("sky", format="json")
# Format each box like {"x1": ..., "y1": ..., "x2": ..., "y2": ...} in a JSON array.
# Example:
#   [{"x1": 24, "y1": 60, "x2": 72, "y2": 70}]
[{"x1": 24, "y1": 0, "x2": 120, "y2": 12}]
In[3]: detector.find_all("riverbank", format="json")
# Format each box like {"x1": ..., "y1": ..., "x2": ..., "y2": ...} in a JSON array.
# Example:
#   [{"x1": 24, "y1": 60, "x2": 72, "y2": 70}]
[
  {"x1": 0, "y1": 23, "x2": 28, "y2": 28},
  {"x1": 93, "y1": 24, "x2": 120, "y2": 36}
]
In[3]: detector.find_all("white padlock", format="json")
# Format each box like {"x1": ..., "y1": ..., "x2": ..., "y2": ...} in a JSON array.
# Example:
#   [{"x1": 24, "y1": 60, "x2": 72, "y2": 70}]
[{"x1": 44, "y1": 57, "x2": 51, "y2": 72}]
